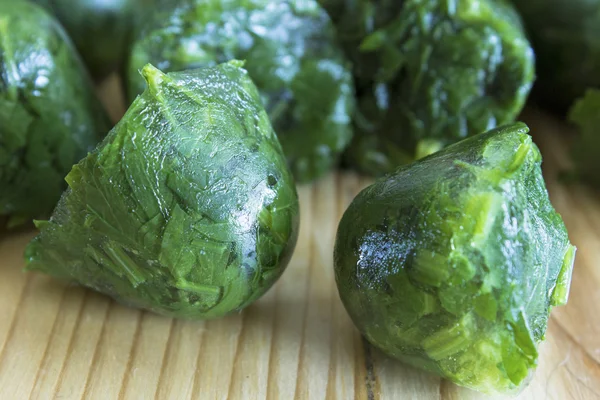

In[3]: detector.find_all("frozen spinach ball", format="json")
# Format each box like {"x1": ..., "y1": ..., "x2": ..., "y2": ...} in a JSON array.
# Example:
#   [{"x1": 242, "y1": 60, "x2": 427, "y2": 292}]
[
  {"x1": 319, "y1": 0, "x2": 535, "y2": 176},
  {"x1": 0, "y1": 1, "x2": 110, "y2": 228},
  {"x1": 334, "y1": 123, "x2": 575, "y2": 394},
  {"x1": 126, "y1": 0, "x2": 354, "y2": 183},
  {"x1": 25, "y1": 61, "x2": 300, "y2": 319}
]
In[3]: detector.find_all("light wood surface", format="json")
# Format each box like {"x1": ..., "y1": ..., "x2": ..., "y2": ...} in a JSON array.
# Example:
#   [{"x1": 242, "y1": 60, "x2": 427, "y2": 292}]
[{"x1": 0, "y1": 78, "x2": 599, "y2": 399}]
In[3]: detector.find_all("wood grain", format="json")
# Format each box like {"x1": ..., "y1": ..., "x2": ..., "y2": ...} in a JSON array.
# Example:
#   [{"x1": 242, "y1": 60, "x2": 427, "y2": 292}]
[{"x1": 0, "y1": 80, "x2": 599, "y2": 399}]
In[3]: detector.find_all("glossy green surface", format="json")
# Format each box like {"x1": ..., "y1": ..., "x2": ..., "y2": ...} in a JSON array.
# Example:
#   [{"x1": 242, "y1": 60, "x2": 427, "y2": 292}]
[
  {"x1": 126, "y1": 0, "x2": 354, "y2": 182},
  {"x1": 0, "y1": 1, "x2": 110, "y2": 228},
  {"x1": 512, "y1": 0, "x2": 600, "y2": 113},
  {"x1": 26, "y1": 62, "x2": 300, "y2": 319},
  {"x1": 334, "y1": 123, "x2": 575, "y2": 394},
  {"x1": 568, "y1": 89, "x2": 600, "y2": 188},
  {"x1": 34, "y1": 0, "x2": 137, "y2": 79},
  {"x1": 319, "y1": 0, "x2": 534, "y2": 176}
]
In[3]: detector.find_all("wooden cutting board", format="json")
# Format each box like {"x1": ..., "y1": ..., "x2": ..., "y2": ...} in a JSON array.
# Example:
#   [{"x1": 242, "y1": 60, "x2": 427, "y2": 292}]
[{"x1": 0, "y1": 78, "x2": 599, "y2": 400}]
